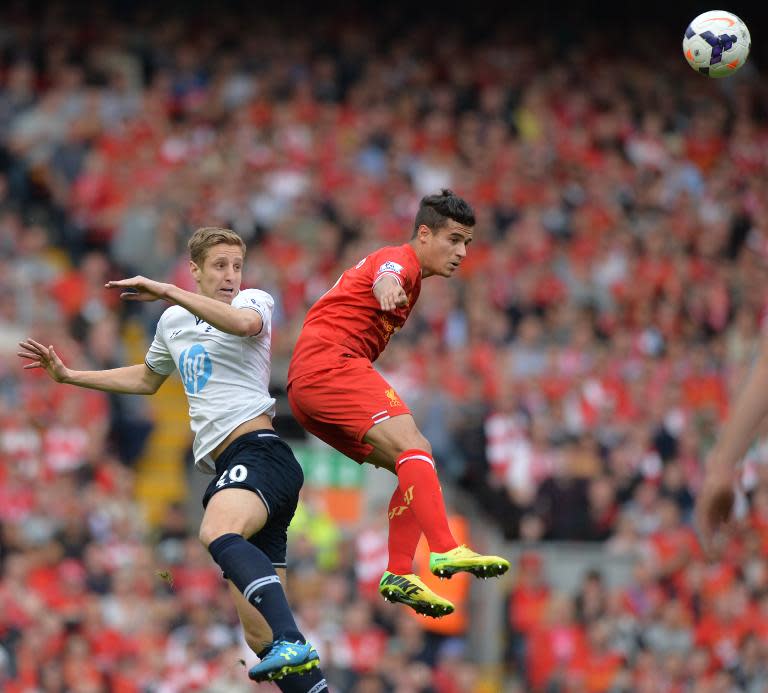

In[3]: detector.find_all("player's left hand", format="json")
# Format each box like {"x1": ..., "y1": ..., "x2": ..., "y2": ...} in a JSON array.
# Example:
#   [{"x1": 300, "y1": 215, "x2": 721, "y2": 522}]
[
  {"x1": 105, "y1": 276, "x2": 171, "y2": 302},
  {"x1": 695, "y1": 469, "x2": 736, "y2": 556}
]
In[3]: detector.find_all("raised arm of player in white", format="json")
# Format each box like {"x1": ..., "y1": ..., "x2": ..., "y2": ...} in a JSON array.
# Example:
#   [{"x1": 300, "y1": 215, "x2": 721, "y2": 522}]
[
  {"x1": 696, "y1": 337, "x2": 768, "y2": 552},
  {"x1": 372, "y1": 274, "x2": 409, "y2": 312},
  {"x1": 17, "y1": 338, "x2": 168, "y2": 395},
  {"x1": 105, "y1": 276, "x2": 262, "y2": 337}
]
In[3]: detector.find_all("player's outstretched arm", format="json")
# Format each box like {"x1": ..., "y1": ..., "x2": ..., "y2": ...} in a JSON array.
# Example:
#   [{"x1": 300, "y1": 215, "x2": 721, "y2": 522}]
[
  {"x1": 696, "y1": 337, "x2": 768, "y2": 553},
  {"x1": 18, "y1": 338, "x2": 167, "y2": 395},
  {"x1": 373, "y1": 274, "x2": 409, "y2": 312},
  {"x1": 105, "y1": 276, "x2": 261, "y2": 337}
]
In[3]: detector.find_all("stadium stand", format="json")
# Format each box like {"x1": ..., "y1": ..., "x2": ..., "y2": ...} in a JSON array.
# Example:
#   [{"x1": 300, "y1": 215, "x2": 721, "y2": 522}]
[{"x1": 2, "y1": 2, "x2": 768, "y2": 690}]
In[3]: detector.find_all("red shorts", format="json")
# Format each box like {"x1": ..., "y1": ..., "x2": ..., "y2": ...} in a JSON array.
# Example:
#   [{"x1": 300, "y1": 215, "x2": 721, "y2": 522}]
[{"x1": 287, "y1": 356, "x2": 411, "y2": 463}]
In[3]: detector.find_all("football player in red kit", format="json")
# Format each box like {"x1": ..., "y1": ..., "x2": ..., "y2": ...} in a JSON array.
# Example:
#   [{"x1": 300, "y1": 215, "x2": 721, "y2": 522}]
[{"x1": 288, "y1": 190, "x2": 509, "y2": 617}]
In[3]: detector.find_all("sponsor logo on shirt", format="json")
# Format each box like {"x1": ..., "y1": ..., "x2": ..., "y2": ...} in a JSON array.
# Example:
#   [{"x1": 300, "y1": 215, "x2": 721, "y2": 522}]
[
  {"x1": 178, "y1": 344, "x2": 213, "y2": 394},
  {"x1": 378, "y1": 261, "x2": 404, "y2": 275},
  {"x1": 381, "y1": 315, "x2": 396, "y2": 335}
]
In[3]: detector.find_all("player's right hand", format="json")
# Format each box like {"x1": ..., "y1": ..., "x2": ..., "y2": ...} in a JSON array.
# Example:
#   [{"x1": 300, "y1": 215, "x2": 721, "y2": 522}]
[
  {"x1": 695, "y1": 468, "x2": 736, "y2": 556},
  {"x1": 378, "y1": 283, "x2": 409, "y2": 312},
  {"x1": 17, "y1": 338, "x2": 70, "y2": 383},
  {"x1": 105, "y1": 275, "x2": 170, "y2": 302}
]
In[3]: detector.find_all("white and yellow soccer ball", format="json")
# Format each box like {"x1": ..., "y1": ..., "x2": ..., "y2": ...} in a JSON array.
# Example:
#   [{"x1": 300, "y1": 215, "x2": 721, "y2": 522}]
[{"x1": 683, "y1": 10, "x2": 751, "y2": 77}]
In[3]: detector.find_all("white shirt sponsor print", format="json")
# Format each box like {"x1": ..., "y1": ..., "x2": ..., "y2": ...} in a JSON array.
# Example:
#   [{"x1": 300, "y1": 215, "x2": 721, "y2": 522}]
[{"x1": 179, "y1": 344, "x2": 213, "y2": 394}]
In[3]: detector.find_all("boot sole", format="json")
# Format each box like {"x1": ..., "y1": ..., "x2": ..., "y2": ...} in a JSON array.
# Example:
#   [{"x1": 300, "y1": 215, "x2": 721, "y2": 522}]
[{"x1": 380, "y1": 588, "x2": 454, "y2": 618}]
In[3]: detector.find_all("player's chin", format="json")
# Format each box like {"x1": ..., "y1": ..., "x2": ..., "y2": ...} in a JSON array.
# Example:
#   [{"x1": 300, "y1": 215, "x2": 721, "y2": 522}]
[{"x1": 214, "y1": 289, "x2": 236, "y2": 303}]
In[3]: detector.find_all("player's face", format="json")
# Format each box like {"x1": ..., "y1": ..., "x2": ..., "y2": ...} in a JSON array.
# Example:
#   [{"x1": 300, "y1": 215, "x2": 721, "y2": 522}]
[
  {"x1": 190, "y1": 243, "x2": 243, "y2": 303},
  {"x1": 419, "y1": 219, "x2": 473, "y2": 278}
]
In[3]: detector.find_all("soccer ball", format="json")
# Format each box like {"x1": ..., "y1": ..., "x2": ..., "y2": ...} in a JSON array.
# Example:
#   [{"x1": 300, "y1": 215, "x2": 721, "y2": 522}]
[{"x1": 683, "y1": 10, "x2": 751, "y2": 78}]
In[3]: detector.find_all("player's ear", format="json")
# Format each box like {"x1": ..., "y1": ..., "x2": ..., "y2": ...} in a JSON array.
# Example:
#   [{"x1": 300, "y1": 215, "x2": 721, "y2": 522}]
[
  {"x1": 189, "y1": 259, "x2": 201, "y2": 280},
  {"x1": 416, "y1": 224, "x2": 432, "y2": 243}
]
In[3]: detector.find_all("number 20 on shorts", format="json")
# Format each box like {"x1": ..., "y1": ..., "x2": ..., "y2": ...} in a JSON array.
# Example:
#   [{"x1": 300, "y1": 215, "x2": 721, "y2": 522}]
[{"x1": 216, "y1": 464, "x2": 248, "y2": 488}]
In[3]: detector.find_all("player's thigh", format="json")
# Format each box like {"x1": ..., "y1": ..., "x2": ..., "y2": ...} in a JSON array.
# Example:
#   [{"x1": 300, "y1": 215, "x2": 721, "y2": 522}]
[
  {"x1": 199, "y1": 487, "x2": 268, "y2": 548},
  {"x1": 200, "y1": 433, "x2": 304, "y2": 550},
  {"x1": 363, "y1": 413, "x2": 432, "y2": 463},
  {"x1": 228, "y1": 566, "x2": 288, "y2": 653}
]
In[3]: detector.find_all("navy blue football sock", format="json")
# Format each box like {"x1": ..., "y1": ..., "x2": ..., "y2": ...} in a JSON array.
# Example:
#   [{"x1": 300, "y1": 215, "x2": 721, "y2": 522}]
[
  {"x1": 274, "y1": 670, "x2": 328, "y2": 693},
  {"x1": 257, "y1": 644, "x2": 328, "y2": 693},
  {"x1": 208, "y1": 533, "x2": 303, "y2": 643}
]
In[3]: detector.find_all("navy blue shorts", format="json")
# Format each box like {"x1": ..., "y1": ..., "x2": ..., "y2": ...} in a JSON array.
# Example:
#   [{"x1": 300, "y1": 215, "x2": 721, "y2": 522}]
[{"x1": 202, "y1": 430, "x2": 304, "y2": 568}]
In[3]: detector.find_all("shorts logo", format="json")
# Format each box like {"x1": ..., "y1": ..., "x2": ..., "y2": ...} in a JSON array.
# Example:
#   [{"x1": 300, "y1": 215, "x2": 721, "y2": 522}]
[
  {"x1": 179, "y1": 344, "x2": 212, "y2": 394},
  {"x1": 385, "y1": 388, "x2": 401, "y2": 407},
  {"x1": 378, "y1": 261, "x2": 403, "y2": 275}
]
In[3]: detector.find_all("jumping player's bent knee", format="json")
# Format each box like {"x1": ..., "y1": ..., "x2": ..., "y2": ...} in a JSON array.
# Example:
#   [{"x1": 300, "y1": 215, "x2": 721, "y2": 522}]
[
  {"x1": 398, "y1": 435, "x2": 431, "y2": 456},
  {"x1": 199, "y1": 520, "x2": 252, "y2": 549},
  {"x1": 199, "y1": 525, "x2": 237, "y2": 549},
  {"x1": 377, "y1": 433, "x2": 432, "y2": 459}
]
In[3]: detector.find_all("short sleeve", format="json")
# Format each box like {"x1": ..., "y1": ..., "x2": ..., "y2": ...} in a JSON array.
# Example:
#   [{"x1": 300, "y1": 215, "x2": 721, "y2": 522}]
[
  {"x1": 372, "y1": 248, "x2": 419, "y2": 293},
  {"x1": 144, "y1": 316, "x2": 175, "y2": 375},
  {"x1": 233, "y1": 289, "x2": 274, "y2": 337}
]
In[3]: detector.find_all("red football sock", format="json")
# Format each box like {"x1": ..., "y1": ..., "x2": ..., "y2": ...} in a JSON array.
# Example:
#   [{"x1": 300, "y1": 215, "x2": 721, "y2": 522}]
[
  {"x1": 395, "y1": 449, "x2": 457, "y2": 554},
  {"x1": 386, "y1": 486, "x2": 422, "y2": 575}
]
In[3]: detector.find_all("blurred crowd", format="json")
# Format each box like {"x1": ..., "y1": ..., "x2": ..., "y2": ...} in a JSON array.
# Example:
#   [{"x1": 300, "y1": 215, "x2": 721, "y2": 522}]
[{"x1": 2, "y1": 3, "x2": 768, "y2": 691}]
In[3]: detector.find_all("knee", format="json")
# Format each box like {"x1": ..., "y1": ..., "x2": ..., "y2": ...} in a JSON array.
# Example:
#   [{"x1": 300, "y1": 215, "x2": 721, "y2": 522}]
[
  {"x1": 198, "y1": 522, "x2": 244, "y2": 550},
  {"x1": 367, "y1": 423, "x2": 433, "y2": 464},
  {"x1": 396, "y1": 434, "x2": 431, "y2": 457},
  {"x1": 198, "y1": 524, "x2": 222, "y2": 550}
]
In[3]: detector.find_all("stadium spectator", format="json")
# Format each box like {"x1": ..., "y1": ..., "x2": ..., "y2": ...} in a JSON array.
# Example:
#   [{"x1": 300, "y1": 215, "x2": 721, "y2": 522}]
[{"x1": 3, "y1": 3, "x2": 768, "y2": 690}]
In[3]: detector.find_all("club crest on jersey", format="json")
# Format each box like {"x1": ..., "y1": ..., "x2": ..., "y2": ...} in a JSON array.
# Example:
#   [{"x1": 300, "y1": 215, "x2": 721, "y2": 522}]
[
  {"x1": 179, "y1": 344, "x2": 212, "y2": 394},
  {"x1": 385, "y1": 388, "x2": 401, "y2": 407},
  {"x1": 378, "y1": 261, "x2": 403, "y2": 275}
]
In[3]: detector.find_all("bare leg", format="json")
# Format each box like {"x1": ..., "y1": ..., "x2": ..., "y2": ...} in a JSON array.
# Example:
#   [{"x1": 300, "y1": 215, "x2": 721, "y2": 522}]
[{"x1": 227, "y1": 570, "x2": 286, "y2": 655}]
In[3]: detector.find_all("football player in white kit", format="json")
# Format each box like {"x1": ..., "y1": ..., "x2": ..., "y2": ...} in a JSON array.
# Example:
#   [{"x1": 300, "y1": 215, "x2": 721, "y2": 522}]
[{"x1": 18, "y1": 227, "x2": 327, "y2": 691}]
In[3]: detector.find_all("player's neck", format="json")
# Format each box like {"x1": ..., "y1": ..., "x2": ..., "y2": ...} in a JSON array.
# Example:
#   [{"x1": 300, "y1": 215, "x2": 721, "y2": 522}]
[{"x1": 408, "y1": 240, "x2": 431, "y2": 278}]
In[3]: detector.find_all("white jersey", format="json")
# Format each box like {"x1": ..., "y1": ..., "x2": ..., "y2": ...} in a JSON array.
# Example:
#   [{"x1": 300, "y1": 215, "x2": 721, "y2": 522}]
[{"x1": 144, "y1": 288, "x2": 276, "y2": 474}]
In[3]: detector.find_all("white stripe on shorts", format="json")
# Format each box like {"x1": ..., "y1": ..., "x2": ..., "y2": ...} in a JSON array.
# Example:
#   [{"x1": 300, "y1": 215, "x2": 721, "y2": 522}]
[{"x1": 255, "y1": 488, "x2": 271, "y2": 516}]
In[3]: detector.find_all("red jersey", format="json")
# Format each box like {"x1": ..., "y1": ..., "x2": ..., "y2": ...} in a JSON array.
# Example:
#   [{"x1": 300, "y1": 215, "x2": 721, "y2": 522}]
[{"x1": 289, "y1": 243, "x2": 422, "y2": 381}]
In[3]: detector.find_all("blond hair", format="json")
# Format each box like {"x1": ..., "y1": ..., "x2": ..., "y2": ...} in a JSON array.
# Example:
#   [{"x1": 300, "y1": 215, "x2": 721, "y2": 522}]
[{"x1": 188, "y1": 227, "x2": 246, "y2": 266}]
